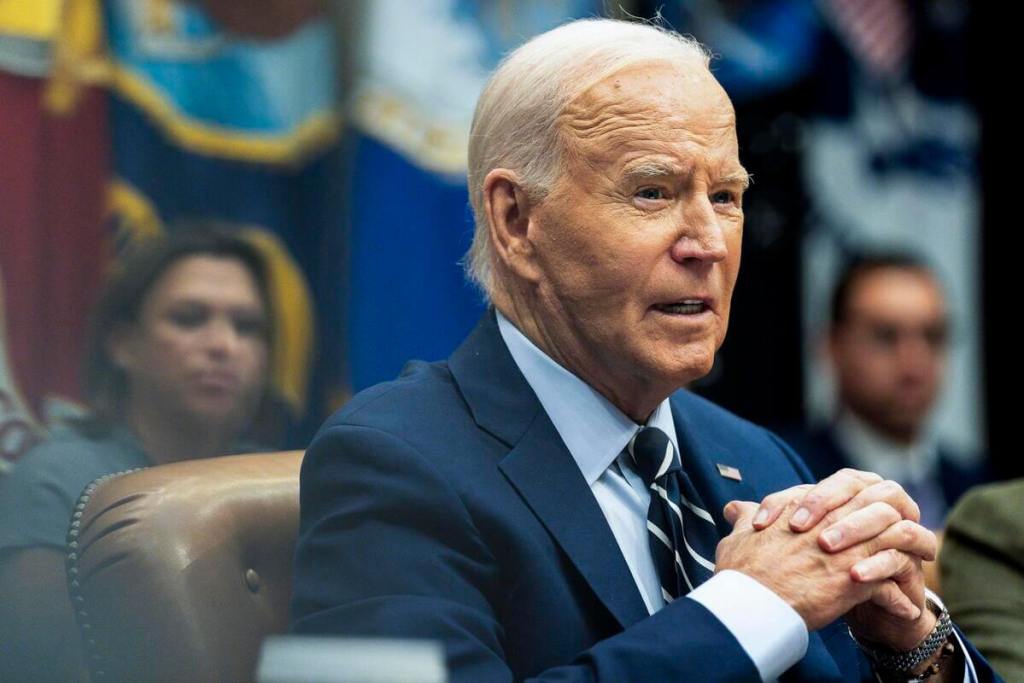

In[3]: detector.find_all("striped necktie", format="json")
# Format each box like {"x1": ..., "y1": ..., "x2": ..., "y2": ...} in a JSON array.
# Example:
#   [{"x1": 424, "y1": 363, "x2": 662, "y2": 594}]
[{"x1": 628, "y1": 426, "x2": 719, "y2": 602}]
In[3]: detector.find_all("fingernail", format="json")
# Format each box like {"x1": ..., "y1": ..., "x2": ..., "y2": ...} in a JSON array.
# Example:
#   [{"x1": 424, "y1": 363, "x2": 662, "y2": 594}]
[
  {"x1": 791, "y1": 507, "x2": 810, "y2": 527},
  {"x1": 753, "y1": 509, "x2": 769, "y2": 526},
  {"x1": 908, "y1": 604, "x2": 922, "y2": 620},
  {"x1": 853, "y1": 560, "x2": 874, "y2": 581},
  {"x1": 821, "y1": 528, "x2": 842, "y2": 549}
]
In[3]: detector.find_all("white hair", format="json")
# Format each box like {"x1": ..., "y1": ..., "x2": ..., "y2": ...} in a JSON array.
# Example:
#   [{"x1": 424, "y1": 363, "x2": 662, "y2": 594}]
[{"x1": 464, "y1": 18, "x2": 712, "y2": 299}]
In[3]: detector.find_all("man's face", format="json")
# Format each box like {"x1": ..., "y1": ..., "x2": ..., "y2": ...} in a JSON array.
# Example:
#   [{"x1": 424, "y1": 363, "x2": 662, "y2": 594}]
[
  {"x1": 522, "y1": 63, "x2": 746, "y2": 418},
  {"x1": 112, "y1": 255, "x2": 269, "y2": 436},
  {"x1": 830, "y1": 268, "x2": 948, "y2": 442}
]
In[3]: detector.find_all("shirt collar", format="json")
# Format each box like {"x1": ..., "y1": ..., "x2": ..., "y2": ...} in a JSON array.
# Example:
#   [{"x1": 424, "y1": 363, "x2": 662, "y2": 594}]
[
  {"x1": 833, "y1": 410, "x2": 939, "y2": 483},
  {"x1": 496, "y1": 310, "x2": 679, "y2": 486}
]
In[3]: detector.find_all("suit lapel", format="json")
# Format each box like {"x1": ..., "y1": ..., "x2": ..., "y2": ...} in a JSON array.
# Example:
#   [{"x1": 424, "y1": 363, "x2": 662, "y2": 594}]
[
  {"x1": 498, "y1": 412, "x2": 651, "y2": 629},
  {"x1": 450, "y1": 312, "x2": 649, "y2": 629},
  {"x1": 448, "y1": 310, "x2": 539, "y2": 447}
]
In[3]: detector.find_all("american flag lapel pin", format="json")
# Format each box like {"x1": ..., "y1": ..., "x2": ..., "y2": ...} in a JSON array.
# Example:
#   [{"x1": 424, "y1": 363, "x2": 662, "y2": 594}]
[{"x1": 716, "y1": 463, "x2": 742, "y2": 481}]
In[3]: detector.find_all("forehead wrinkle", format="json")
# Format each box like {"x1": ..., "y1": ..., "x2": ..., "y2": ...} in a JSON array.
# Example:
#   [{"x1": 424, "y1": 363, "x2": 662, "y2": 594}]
[
  {"x1": 563, "y1": 122, "x2": 738, "y2": 180},
  {"x1": 555, "y1": 68, "x2": 741, "y2": 187},
  {"x1": 559, "y1": 115, "x2": 656, "y2": 175},
  {"x1": 561, "y1": 98, "x2": 667, "y2": 141},
  {"x1": 560, "y1": 106, "x2": 738, "y2": 173},
  {"x1": 562, "y1": 98, "x2": 735, "y2": 146}
]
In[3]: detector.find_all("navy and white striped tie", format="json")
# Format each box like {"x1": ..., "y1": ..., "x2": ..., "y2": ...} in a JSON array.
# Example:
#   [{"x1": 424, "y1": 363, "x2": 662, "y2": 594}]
[{"x1": 628, "y1": 426, "x2": 719, "y2": 602}]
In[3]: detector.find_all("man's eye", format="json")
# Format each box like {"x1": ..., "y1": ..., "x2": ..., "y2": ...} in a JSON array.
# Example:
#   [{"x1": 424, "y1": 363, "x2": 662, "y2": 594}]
[
  {"x1": 924, "y1": 326, "x2": 949, "y2": 350},
  {"x1": 711, "y1": 190, "x2": 736, "y2": 205},
  {"x1": 636, "y1": 187, "x2": 665, "y2": 201},
  {"x1": 868, "y1": 326, "x2": 900, "y2": 348}
]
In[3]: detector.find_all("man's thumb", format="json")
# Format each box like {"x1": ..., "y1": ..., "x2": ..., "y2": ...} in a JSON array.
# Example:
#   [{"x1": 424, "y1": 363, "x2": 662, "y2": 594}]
[{"x1": 723, "y1": 500, "x2": 759, "y2": 528}]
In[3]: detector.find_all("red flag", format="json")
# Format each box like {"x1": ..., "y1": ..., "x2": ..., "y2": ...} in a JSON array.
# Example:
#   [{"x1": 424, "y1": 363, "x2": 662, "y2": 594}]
[{"x1": 0, "y1": 70, "x2": 110, "y2": 438}]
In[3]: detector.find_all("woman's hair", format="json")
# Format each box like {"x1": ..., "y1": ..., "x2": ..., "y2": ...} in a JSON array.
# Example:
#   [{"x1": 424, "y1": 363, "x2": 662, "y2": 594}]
[{"x1": 82, "y1": 227, "x2": 273, "y2": 424}]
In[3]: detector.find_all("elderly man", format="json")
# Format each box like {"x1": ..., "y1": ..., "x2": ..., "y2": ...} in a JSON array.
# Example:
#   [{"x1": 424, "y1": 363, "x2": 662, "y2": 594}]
[
  {"x1": 291, "y1": 19, "x2": 996, "y2": 682},
  {"x1": 786, "y1": 253, "x2": 989, "y2": 529}
]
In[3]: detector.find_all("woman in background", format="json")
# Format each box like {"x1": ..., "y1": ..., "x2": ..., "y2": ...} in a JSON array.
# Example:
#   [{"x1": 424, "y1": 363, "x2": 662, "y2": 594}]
[{"x1": 0, "y1": 229, "x2": 274, "y2": 681}]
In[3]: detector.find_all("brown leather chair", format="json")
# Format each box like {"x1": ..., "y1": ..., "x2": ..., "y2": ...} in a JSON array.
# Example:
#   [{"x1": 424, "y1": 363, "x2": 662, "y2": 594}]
[{"x1": 65, "y1": 451, "x2": 303, "y2": 682}]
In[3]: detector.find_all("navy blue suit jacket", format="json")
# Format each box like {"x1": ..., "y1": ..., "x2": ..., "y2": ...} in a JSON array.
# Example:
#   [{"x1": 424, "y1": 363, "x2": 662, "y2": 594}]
[{"x1": 291, "y1": 313, "x2": 999, "y2": 682}]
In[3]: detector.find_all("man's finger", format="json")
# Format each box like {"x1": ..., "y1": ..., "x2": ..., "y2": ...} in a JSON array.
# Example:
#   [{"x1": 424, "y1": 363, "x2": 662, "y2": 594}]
[
  {"x1": 788, "y1": 468, "x2": 883, "y2": 531},
  {"x1": 866, "y1": 520, "x2": 937, "y2": 562},
  {"x1": 817, "y1": 501, "x2": 902, "y2": 552},
  {"x1": 817, "y1": 480, "x2": 922, "y2": 534},
  {"x1": 723, "y1": 500, "x2": 759, "y2": 528},
  {"x1": 850, "y1": 548, "x2": 920, "y2": 584},
  {"x1": 869, "y1": 579, "x2": 922, "y2": 621},
  {"x1": 751, "y1": 484, "x2": 813, "y2": 530}
]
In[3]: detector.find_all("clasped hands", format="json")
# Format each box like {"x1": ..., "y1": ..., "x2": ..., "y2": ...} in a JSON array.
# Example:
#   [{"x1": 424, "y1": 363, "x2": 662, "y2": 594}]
[{"x1": 718, "y1": 469, "x2": 938, "y2": 651}]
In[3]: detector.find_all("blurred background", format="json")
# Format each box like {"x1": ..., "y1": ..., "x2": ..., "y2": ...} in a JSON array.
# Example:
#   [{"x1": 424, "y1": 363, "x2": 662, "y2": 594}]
[{"x1": 0, "y1": 0, "x2": 1014, "y2": 478}]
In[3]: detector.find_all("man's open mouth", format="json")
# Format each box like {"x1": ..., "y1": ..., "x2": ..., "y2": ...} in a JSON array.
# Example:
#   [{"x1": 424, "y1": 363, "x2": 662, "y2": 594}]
[{"x1": 653, "y1": 299, "x2": 709, "y2": 315}]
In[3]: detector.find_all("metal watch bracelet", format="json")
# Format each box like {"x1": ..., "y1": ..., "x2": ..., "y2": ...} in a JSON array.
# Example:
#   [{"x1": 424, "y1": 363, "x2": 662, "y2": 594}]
[{"x1": 850, "y1": 598, "x2": 954, "y2": 678}]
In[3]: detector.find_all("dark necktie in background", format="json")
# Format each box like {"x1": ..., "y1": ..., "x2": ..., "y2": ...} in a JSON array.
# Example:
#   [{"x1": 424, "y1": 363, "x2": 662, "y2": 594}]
[{"x1": 628, "y1": 426, "x2": 719, "y2": 601}]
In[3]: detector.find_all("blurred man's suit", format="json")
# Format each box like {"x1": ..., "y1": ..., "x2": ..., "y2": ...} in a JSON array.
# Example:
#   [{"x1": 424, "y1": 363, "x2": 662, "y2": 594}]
[
  {"x1": 786, "y1": 427, "x2": 988, "y2": 528},
  {"x1": 290, "y1": 313, "x2": 997, "y2": 682}
]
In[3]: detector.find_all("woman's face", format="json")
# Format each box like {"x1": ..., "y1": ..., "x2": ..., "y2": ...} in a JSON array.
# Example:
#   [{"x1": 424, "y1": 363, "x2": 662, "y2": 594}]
[{"x1": 110, "y1": 255, "x2": 270, "y2": 438}]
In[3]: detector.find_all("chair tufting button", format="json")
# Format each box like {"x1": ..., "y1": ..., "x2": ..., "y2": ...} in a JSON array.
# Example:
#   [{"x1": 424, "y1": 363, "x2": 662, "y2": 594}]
[{"x1": 245, "y1": 569, "x2": 261, "y2": 593}]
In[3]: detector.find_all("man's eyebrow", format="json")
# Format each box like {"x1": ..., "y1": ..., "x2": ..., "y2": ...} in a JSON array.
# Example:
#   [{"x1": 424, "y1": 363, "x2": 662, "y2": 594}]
[
  {"x1": 621, "y1": 163, "x2": 752, "y2": 190},
  {"x1": 621, "y1": 161, "x2": 684, "y2": 183},
  {"x1": 720, "y1": 169, "x2": 751, "y2": 190}
]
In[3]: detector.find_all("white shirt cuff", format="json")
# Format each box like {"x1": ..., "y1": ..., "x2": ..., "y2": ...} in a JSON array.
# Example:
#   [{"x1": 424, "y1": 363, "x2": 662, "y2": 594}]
[{"x1": 687, "y1": 570, "x2": 808, "y2": 682}]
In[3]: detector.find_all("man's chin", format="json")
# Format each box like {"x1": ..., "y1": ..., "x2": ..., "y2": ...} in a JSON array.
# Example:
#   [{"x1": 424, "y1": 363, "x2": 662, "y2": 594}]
[
  {"x1": 642, "y1": 356, "x2": 716, "y2": 395},
  {"x1": 870, "y1": 411, "x2": 925, "y2": 443},
  {"x1": 667, "y1": 346, "x2": 718, "y2": 385}
]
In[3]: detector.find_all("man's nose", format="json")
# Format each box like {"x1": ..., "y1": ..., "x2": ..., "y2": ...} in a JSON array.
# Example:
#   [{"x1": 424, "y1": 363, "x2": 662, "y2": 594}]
[
  {"x1": 896, "y1": 333, "x2": 940, "y2": 370},
  {"x1": 669, "y1": 197, "x2": 728, "y2": 264}
]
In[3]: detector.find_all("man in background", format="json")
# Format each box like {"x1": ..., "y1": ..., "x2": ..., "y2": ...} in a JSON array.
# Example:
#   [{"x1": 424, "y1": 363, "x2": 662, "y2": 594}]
[{"x1": 787, "y1": 252, "x2": 989, "y2": 529}]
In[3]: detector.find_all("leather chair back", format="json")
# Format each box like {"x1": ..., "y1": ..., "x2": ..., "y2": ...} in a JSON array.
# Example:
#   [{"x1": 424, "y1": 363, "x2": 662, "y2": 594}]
[{"x1": 66, "y1": 451, "x2": 303, "y2": 682}]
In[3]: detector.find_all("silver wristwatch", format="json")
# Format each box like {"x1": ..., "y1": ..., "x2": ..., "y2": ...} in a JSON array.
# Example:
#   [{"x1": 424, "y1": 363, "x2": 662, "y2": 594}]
[{"x1": 849, "y1": 593, "x2": 954, "y2": 680}]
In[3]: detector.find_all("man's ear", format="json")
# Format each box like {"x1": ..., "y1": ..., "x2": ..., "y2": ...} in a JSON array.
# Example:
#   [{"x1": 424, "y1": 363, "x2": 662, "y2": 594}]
[
  {"x1": 106, "y1": 323, "x2": 138, "y2": 372},
  {"x1": 482, "y1": 168, "x2": 542, "y2": 283}
]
